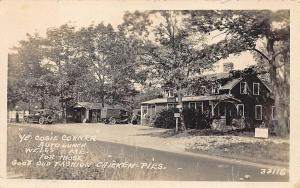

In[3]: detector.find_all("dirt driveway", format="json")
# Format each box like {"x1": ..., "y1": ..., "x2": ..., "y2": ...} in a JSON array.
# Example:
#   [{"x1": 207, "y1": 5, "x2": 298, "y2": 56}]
[{"x1": 15, "y1": 123, "x2": 188, "y2": 153}]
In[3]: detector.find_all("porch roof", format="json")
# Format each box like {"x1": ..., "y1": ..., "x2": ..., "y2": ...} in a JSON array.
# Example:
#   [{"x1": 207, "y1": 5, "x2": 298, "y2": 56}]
[
  {"x1": 72, "y1": 102, "x2": 103, "y2": 110},
  {"x1": 141, "y1": 94, "x2": 240, "y2": 105},
  {"x1": 72, "y1": 102, "x2": 129, "y2": 111}
]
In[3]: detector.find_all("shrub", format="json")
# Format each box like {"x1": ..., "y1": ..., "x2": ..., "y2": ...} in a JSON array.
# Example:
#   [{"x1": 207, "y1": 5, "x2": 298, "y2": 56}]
[
  {"x1": 183, "y1": 108, "x2": 211, "y2": 129},
  {"x1": 152, "y1": 108, "x2": 178, "y2": 128},
  {"x1": 153, "y1": 107, "x2": 211, "y2": 129},
  {"x1": 182, "y1": 108, "x2": 197, "y2": 129}
]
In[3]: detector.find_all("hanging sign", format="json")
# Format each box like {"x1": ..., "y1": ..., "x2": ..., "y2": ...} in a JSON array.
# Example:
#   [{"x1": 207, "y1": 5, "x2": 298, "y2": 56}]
[{"x1": 174, "y1": 113, "x2": 180, "y2": 118}]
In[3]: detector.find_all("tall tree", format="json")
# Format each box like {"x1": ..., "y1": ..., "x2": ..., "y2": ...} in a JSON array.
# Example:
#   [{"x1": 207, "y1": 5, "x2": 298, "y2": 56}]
[
  {"x1": 77, "y1": 23, "x2": 141, "y2": 107},
  {"x1": 185, "y1": 10, "x2": 290, "y2": 136},
  {"x1": 8, "y1": 34, "x2": 54, "y2": 110},
  {"x1": 44, "y1": 24, "x2": 81, "y2": 122},
  {"x1": 122, "y1": 10, "x2": 212, "y2": 132}
]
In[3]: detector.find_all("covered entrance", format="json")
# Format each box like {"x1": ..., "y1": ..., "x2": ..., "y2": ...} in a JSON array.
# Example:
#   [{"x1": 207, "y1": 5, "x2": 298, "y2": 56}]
[
  {"x1": 210, "y1": 97, "x2": 241, "y2": 129},
  {"x1": 67, "y1": 102, "x2": 102, "y2": 123}
]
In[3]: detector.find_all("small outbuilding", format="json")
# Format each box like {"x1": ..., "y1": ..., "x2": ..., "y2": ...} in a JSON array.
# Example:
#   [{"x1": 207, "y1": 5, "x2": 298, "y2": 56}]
[
  {"x1": 67, "y1": 102, "x2": 130, "y2": 123},
  {"x1": 67, "y1": 102, "x2": 102, "y2": 123}
]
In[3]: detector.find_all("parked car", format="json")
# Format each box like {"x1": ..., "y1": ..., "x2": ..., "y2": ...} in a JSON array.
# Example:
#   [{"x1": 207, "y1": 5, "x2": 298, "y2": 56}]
[
  {"x1": 103, "y1": 109, "x2": 131, "y2": 124},
  {"x1": 24, "y1": 109, "x2": 56, "y2": 124},
  {"x1": 131, "y1": 109, "x2": 141, "y2": 125}
]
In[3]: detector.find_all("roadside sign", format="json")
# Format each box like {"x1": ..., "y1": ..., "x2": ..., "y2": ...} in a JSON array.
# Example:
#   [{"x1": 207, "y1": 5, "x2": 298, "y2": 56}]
[
  {"x1": 255, "y1": 128, "x2": 268, "y2": 138},
  {"x1": 176, "y1": 105, "x2": 182, "y2": 109},
  {"x1": 174, "y1": 113, "x2": 180, "y2": 118}
]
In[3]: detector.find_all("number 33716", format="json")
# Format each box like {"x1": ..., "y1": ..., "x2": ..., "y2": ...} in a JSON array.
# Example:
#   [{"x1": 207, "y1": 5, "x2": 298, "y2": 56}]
[{"x1": 260, "y1": 168, "x2": 288, "y2": 176}]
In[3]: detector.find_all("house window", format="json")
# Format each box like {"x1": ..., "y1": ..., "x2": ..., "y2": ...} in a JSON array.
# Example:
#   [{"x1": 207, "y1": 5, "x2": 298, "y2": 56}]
[
  {"x1": 149, "y1": 105, "x2": 156, "y2": 116},
  {"x1": 168, "y1": 89, "x2": 174, "y2": 97},
  {"x1": 237, "y1": 104, "x2": 244, "y2": 117},
  {"x1": 253, "y1": 83, "x2": 260, "y2": 95},
  {"x1": 141, "y1": 106, "x2": 148, "y2": 116},
  {"x1": 255, "y1": 105, "x2": 262, "y2": 120},
  {"x1": 211, "y1": 84, "x2": 220, "y2": 94},
  {"x1": 272, "y1": 106, "x2": 277, "y2": 120},
  {"x1": 196, "y1": 102, "x2": 204, "y2": 113},
  {"x1": 240, "y1": 82, "x2": 247, "y2": 94},
  {"x1": 189, "y1": 102, "x2": 196, "y2": 110}
]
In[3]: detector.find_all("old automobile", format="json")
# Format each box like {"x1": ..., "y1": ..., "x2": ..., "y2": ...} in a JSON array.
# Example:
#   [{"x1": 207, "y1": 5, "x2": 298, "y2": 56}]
[
  {"x1": 24, "y1": 109, "x2": 56, "y2": 124},
  {"x1": 103, "y1": 108, "x2": 131, "y2": 124}
]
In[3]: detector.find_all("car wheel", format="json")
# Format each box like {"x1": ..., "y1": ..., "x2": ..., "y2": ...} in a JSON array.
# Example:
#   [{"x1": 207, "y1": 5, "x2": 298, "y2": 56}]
[
  {"x1": 109, "y1": 117, "x2": 116, "y2": 124},
  {"x1": 28, "y1": 118, "x2": 33, "y2": 124},
  {"x1": 46, "y1": 116, "x2": 53, "y2": 124},
  {"x1": 39, "y1": 117, "x2": 45, "y2": 124}
]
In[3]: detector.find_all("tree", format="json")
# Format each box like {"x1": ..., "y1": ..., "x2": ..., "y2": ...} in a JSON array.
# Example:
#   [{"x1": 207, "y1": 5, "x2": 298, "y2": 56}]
[
  {"x1": 76, "y1": 23, "x2": 141, "y2": 107},
  {"x1": 8, "y1": 34, "x2": 54, "y2": 110},
  {"x1": 185, "y1": 10, "x2": 290, "y2": 136},
  {"x1": 122, "y1": 10, "x2": 213, "y2": 132},
  {"x1": 44, "y1": 24, "x2": 81, "y2": 122}
]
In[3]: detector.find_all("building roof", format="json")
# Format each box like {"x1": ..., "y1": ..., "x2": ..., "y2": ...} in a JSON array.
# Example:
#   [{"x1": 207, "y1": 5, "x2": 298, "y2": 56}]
[
  {"x1": 72, "y1": 102, "x2": 103, "y2": 110},
  {"x1": 219, "y1": 78, "x2": 243, "y2": 90},
  {"x1": 72, "y1": 102, "x2": 128, "y2": 111},
  {"x1": 203, "y1": 72, "x2": 230, "y2": 80},
  {"x1": 141, "y1": 94, "x2": 240, "y2": 105}
]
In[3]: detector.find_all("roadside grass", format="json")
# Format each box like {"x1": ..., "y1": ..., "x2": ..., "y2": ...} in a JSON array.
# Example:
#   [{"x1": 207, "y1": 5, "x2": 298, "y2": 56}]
[
  {"x1": 183, "y1": 129, "x2": 289, "y2": 165},
  {"x1": 7, "y1": 125, "x2": 163, "y2": 180}
]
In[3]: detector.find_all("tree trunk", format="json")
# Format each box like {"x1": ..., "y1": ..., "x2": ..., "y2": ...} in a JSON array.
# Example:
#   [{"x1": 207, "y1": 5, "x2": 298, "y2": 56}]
[
  {"x1": 267, "y1": 38, "x2": 289, "y2": 137},
  {"x1": 60, "y1": 93, "x2": 66, "y2": 123},
  {"x1": 177, "y1": 86, "x2": 186, "y2": 132}
]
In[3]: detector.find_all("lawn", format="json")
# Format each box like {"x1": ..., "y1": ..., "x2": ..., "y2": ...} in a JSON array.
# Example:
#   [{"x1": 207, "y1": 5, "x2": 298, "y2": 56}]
[{"x1": 183, "y1": 129, "x2": 289, "y2": 165}]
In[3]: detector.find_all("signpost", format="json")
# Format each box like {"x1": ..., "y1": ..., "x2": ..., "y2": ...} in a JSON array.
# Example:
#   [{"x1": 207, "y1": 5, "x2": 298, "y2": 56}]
[{"x1": 174, "y1": 113, "x2": 180, "y2": 133}]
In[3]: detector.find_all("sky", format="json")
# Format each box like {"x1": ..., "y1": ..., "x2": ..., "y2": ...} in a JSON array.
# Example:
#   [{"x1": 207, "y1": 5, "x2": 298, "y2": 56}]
[{"x1": 1, "y1": 0, "x2": 257, "y2": 73}]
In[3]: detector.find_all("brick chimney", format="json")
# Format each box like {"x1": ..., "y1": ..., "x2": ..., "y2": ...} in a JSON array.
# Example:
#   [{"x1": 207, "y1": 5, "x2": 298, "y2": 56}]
[{"x1": 223, "y1": 62, "x2": 234, "y2": 72}]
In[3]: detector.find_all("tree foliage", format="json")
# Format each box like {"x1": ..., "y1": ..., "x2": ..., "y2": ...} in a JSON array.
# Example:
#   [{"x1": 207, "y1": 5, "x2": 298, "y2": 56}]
[
  {"x1": 8, "y1": 23, "x2": 141, "y2": 120},
  {"x1": 185, "y1": 10, "x2": 290, "y2": 135}
]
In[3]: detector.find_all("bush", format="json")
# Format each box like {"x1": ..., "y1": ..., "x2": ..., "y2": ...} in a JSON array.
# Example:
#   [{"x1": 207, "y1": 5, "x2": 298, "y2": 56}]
[
  {"x1": 152, "y1": 108, "x2": 178, "y2": 129},
  {"x1": 153, "y1": 108, "x2": 211, "y2": 129},
  {"x1": 183, "y1": 108, "x2": 211, "y2": 129}
]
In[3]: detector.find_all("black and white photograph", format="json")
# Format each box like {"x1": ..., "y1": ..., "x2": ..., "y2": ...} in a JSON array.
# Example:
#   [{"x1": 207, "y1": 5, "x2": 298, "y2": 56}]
[{"x1": 1, "y1": 0, "x2": 299, "y2": 186}]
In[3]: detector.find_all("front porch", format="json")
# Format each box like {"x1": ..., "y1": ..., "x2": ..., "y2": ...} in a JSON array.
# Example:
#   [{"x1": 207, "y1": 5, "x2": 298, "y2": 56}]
[{"x1": 140, "y1": 95, "x2": 245, "y2": 129}]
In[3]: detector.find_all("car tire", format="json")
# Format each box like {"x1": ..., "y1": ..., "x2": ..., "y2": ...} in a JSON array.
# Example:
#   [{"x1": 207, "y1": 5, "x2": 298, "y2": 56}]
[
  {"x1": 46, "y1": 116, "x2": 53, "y2": 124},
  {"x1": 39, "y1": 117, "x2": 45, "y2": 124},
  {"x1": 109, "y1": 117, "x2": 116, "y2": 124},
  {"x1": 28, "y1": 118, "x2": 33, "y2": 124}
]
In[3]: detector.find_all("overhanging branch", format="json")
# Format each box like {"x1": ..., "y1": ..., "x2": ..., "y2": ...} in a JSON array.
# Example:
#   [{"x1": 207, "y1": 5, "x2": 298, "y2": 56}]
[{"x1": 249, "y1": 48, "x2": 271, "y2": 63}]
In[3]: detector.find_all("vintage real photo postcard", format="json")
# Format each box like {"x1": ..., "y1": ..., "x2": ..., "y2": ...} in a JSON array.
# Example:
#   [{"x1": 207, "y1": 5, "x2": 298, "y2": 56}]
[{"x1": 1, "y1": 0, "x2": 300, "y2": 187}]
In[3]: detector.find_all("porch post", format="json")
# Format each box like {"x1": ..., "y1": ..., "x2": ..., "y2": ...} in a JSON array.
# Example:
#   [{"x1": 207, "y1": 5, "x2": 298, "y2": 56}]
[
  {"x1": 140, "y1": 105, "x2": 143, "y2": 125},
  {"x1": 209, "y1": 101, "x2": 214, "y2": 116},
  {"x1": 85, "y1": 109, "x2": 89, "y2": 123}
]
